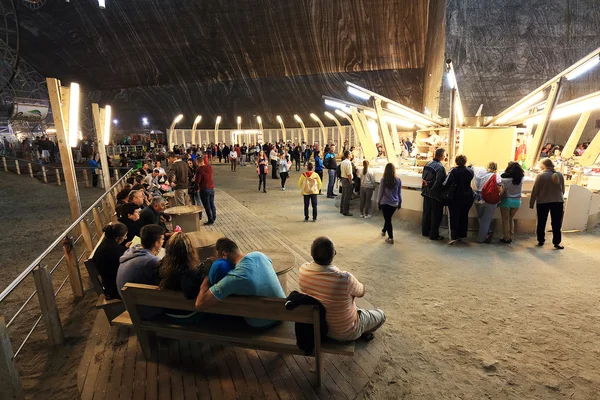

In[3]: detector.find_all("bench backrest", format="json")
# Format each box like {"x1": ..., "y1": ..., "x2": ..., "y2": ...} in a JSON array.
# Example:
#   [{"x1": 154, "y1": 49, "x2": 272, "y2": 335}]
[
  {"x1": 84, "y1": 258, "x2": 106, "y2": 297},
  {"x1": 121, "y1": 283, "x2": 316, "y2": 324}
]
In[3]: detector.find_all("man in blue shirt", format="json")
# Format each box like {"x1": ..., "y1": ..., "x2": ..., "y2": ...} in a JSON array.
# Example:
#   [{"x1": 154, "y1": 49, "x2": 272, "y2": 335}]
[{"x1": 195, "y1": 238, "x2": 285, "y2": 327}]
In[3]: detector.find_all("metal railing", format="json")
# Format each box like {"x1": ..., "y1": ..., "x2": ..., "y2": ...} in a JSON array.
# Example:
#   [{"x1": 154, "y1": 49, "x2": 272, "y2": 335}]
[{"x1": 0, "y1": 168, "x2": 133, "y2": 399}]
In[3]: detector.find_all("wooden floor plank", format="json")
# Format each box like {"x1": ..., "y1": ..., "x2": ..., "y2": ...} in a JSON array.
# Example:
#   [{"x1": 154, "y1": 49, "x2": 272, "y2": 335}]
[
  {"x1": 256, "y1": 350, "x2": 293, "y2": 400},
  {"x1": 292, "y1": 355, "x2": 346, "y2": 400},
  {"x1": 92, "y1": 326, "x2": 120, "y2": 399},
  {"x1": 328, "y1": 354, "x2": 367, "y2": 394},
  {"x1": 78, "y1": 312, "x2": 109, "y2": 395},
  {"x1": 245, "y1": 349, "x2": 280, "y2": 400},
  {"x1": 168, "y1": 339, "x2": 185, "y2": 400},
  {"x1": 201, "y1": 343, "x2": 225, "y2": 400},
  {"x1": 280, "y1": 354, "x2": 323, "y2": 400},
  {"x1": 189, "y1": 341, "x2": 212, "y2": 400},
  {"x1": 222, "y1": 346, "x2": 252, "y2": 400},
  {"x1": 272, "y1": 353, "x2": 304, "y2": 400},
  {"x1": 119, "y1": 330, "x2": 140, "y2": 400},
  {"x1": 81, "y1": 314, "x2": 113, "y2": 400},
  {"x1": 104, "y1": 327, "x2": 129, "y2": 399},
  {"x1": 232, "y1": 347, "x2": 266, "y2": 399},
  {"x1": 157, "y1": 340, "x2": 171, "y2": 399},
  {"x1": 179, "y1": 340, "x2": 199, "y2": 400},
  {"x1": 322, "y1": 355, "x2": 356, "y2": 399},
  {"x1": 145, "y1": 346, "x2": 159, "y2": 400},
  {"x1": 212, "y1": 345, "x2": 237, "y2": 399},
  {"x1": 132, "y1": 338, "x2": 149, "y2": 400}
]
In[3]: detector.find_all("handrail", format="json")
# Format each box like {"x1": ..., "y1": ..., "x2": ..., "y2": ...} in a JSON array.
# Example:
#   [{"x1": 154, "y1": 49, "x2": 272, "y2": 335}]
[
  {"x1": 1, "y1": 154, "x2": 153, "y2": 169},
  {"x1": 0, "y1": 167, "x2": 133, "y2": 304}
]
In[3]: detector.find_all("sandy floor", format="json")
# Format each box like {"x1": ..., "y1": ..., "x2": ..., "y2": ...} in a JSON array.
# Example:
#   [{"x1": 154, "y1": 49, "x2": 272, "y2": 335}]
[{"x1": 2, "y1": 162, "x2": 600, "y2": 399}]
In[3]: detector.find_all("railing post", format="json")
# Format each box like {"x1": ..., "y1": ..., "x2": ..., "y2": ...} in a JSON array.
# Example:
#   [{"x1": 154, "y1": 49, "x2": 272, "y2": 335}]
[
  {"x1": 41, "y1": 165, "x2": 48, "y2": 183},
  {"x1": 92, "y1": 207, "x2": 104, "y2": 238},
  {"x1": 80, "y1": 220, "x2": 94, "y2": 254},
  {"x1": 62, "y1": 238, "x2": 84, "y2": 300},
  {"x1": 27, "y1": 163, "x2": 33, "y2": 178},
  {"x1": 2, "y1": 156, "x2": 7, "y2": 172},
  {"x1": 14, "y1": 159, "x2": 20, "y2": 175},
  {"x1": 0, "y1": 316, "x2": 23, "y2": 400},
  {"x1": 113, "y1": 169, "x2": 119, "y2": 186},
  {"x1": 101, "y1": 198, "x2": 112, "y2": 223},
  {"x1": 55, "y1": 169, "x2": 61, "y2": 186},
  {"x1": 82, "y1": 169, "x2": 90, "y2": 188},
  {"x1": 32, "y1": 265, "x2": 64, "y2": 345}
]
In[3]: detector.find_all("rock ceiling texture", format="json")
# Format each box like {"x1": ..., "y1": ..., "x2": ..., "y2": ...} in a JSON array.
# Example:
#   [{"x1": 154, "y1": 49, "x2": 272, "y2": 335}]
[
  {"x1": 16, "y1": 0, "x2": 428, "y2": 129},
  {"x1": 13, "y1": 0, "x2": 600, "y2": 133}
]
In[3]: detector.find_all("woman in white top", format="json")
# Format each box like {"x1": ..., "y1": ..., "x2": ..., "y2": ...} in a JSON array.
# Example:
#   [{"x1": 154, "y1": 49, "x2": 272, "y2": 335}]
[
  {"x1": 279, "y1": 153, "x2": 290, "y2": 190},
  {"x1": 472, "y1": 162, "x2": 501, "y2": 243},
  {"x1": 359, "y1": 160, "x2": 376, "y2": 218}
]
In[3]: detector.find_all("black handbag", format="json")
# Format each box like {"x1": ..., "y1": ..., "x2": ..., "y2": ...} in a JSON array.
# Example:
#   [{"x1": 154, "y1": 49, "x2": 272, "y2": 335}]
[{"x1": 440, "y1": 183, "x2": 456, "y2": 201}]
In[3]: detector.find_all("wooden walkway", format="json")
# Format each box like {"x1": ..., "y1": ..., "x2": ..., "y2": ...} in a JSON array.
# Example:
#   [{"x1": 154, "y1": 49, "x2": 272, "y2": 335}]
[{"x1": 78, "y1": 189, "x2": 385, "y2": 400}]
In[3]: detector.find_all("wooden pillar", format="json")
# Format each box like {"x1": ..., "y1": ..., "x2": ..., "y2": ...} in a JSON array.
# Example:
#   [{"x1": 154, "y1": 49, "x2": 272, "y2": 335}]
[
  {"x1": 80, "y1": 220, "x2": 94, "y2": 254},
  {"x1": 14, "y1": 159, "x2": 20, "y2": 175},
  {"x1": 422, "y1": 0, "x2": 447, "y2": 115},
  {"x1": 0, "y1": 316, "x2": 23, "y2": 400},
  {"x1": 41, "y1": 165, "x2": 48, "y2": 183},
  {"x1": 82, "y1": 169, "x2": 90, "y2": 188},
  {"x1": 92, "y1": 208, "x2": 104, "y2": 238},
  {"x1": 92, "y1": 104, "x2": 113, "y2": 192},
  {"x1": 33, "y1": 265, "x2": 64, "y2": 344},
  {"x1": 62, "y1": 238, "x2": 84, "y2": 300},
  {"x1": 46, "y1": 78, "x2": 83, "y2": 223},
  {"x1": 55, "y1": 169, "x2": 61, "y2": 186},
  {"x1": 2, "y1": 156, "x2": 7, "y2": 172},
  {"x1": 27, "y1": 163, "x2": 33, "y2": 178},
  {"x1": 374, "y1": 99, "x2": 398, "y2": 165}
]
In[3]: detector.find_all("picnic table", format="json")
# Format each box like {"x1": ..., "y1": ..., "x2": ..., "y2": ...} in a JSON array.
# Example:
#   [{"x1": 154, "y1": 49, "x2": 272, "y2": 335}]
[{"x1": 164, "y1": 205, "x2": 203, "y2": 232}]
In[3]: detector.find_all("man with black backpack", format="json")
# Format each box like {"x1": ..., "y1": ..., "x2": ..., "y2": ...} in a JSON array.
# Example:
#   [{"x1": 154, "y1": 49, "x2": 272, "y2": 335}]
[
  {"x1": 421, "y1": 148, "x2": 447, "y2": 240},
  {"x1": 324, "y1": 145, "x2": 338, "y2": 198}
]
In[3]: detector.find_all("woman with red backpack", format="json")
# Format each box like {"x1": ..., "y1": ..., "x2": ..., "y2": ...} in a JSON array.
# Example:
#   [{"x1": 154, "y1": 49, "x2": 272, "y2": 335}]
[
  {"x1": 473, "y1": 162, "x2": 502, "y2": 243},
  {"x1": 298, "y1": 162, "x2": 322, "y2": 222}
]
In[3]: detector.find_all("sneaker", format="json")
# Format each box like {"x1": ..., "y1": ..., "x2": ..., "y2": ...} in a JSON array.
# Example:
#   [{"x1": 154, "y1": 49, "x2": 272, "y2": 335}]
[
  {"x1": 283, "y1": 187, "x2": 286, "y2": 191},
  {"x1": 311, "y1": 219, "x2": 316, "y2": 222},
  {"x1": 343, "y1": 213, "x2": 353, "y2": 217},
  {"x1": 365, "y1": 214, "x2": 372, "y2": 219},
  {"x1": 360, "y1": 214, "x2": 364, "y2": 218},
  {"x1": 385, "y1": 238, "x2": 394, "y2": 244},
  {"x1": 304, "y1": 219, "x2": 308, "y2": 222},
  {"x1": 203, "y1": 221, "x2": 214, "y2": 226},
  {"x1": 381, "y1": 230, "x2": 385, "y2": 237},
  {"x1": 554, "y1": 244, "x2": 564, "y2": 250},
  {"x1": 281, "y1": 188, "x2": 285, "y2": 191}
]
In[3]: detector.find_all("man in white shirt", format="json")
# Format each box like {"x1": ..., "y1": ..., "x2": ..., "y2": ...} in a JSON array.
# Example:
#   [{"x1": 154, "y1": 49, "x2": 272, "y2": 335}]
[{"x1": 340, "y1": 150, "x2": 354, "y2": 216}]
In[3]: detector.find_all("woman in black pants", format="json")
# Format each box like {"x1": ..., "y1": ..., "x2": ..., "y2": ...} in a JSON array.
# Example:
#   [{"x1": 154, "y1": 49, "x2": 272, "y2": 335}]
[
  {"x1": 256, "y1": 150, "x2": 268, "y2": 193},
  {"x1": 377, "y1": 163, "x2": 402, "y2": 244},
  {"x1": 279, "y1": 153, "x2": 290, "y2": 190},
  {"x1": 443, "y1": 155, "x2": 474, "y2": 245},
  {"x1": 529, "y1": 158, "x2": 565, "y2": 249}
]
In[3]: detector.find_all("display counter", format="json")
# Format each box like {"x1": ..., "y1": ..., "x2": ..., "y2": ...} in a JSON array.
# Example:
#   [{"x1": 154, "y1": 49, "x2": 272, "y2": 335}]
[{"x1": 355, "y1": 162, "x2": 600, "y2": 233}]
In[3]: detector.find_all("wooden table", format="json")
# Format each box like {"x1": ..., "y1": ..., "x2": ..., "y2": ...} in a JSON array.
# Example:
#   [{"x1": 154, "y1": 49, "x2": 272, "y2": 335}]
[
  {"x1": 164, "y1": 205, "x2": 204, "y2": 233},
  {"x1": 161, "y1": 192, "x2": 174, "y2": 208},
  {"x1": 186, "y1": 231, "x2": 225, "y2": 262},
  {"x1": 261, "y1": 247, "x2": 296, "y2": 294}
]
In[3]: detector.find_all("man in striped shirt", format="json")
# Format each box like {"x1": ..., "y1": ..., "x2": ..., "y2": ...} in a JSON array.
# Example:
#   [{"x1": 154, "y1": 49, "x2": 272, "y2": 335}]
[{"x1": 299, "y1": 237, "x2": 386, "y2": 342}]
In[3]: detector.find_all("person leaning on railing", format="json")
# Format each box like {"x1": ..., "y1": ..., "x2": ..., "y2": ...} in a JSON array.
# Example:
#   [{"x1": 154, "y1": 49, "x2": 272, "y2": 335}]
[{"x1": 93, "y1": 222, "x2": 130, "y2": 299}]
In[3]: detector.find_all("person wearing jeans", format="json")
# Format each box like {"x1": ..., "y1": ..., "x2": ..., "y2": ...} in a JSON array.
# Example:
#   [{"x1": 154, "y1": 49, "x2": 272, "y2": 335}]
[
  {"x1": 473, "y1": 162, "x2": 501, "y2": 243},
  {"x1": 324, "y1": 146, "x2": 337, "y2": 198},
  {"x1": 279, "y1": 153, "x2": 290, "y2": 190},
  {"x1": 194, "y1": 155, "x2": 216, "y2": 225},
  {"x1": 339, "y1": 151, "x2": 354, "y2": 216},
  {"x1": 421, "y1": 149, "x2": 447, "y2": 240},
  {"x1": 257, "y1": 151, "x2": 268, "y2": 193},
  {"x1": 359, "y1": 160, "x2": 375, "y2": 217},
  {"x1": 377, "y1": 163, "x2": 402, "y2": 244},
  {"x1": 298, "y1": 162, "x2": 322, "y2": 222},
  {"x1": 529, "y1": 158, "x2": 565, "y2": 249}
]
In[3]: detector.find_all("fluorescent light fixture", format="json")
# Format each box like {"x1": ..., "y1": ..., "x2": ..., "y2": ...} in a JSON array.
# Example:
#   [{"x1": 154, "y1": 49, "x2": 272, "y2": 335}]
[
  {"x1": 497, "y1": 92, "x2": 545, "y2": 124},
  {"x1": 386, "y1": 103, "x2": 432, "y2": 127},
  {"x1": 565, "y1": 56, "x2": 600, "y2": 80},
  {"x1": 364, "y1": 110, "x2": 377, "y2": 119},
  {"x1": 294, "y1": 114, "x2": 303, "y2": 123},
  {"x1": 275, "y1": 115, "x2": 281, "y2": 123},
  {"x1": 310, "y1": 113, "x2": 320, "y2": 121},
  {"x1": 347, "y1": 86, "x2": 371, "y2": 100},
  {"x1": 98, "y1": 0, "x2": 105, "y2": 8},
  {"x1": 46, "y1": 128, "x2": 57, "y2": 133},
  {"x1": 335, "y1": 109, "x2": 350, "y2": 119},
  {"x1": 525, "y1": 92, "x2": 600, "y2": 124},
  {"x1": 68, "y1": 82, "x2": 80, "y2": 147},
  {"x1": 215, "y1": 116, "x2": 221, "y2": 124},
  {"x1": 104, "y1": 105, "x2": 111, "y2": 146},
  {"x1": 367, "y1": 119, "x2": 379, "y2": 144},
  {"x1": 173, "y1": 114, "x2": 183, "y2": 124},
  {"x1": 324, "y1": 111, "x2": 336, "y2": 120},
  {"x1": 237, "y1": 116, "x2": 241, "y2": 124},
  {"x1": 325, "y1": 99, "x2": 347, "y2": 109},
  {"x1": 455, "y1": 101, "x2": 465, "y2": 125},
  {"x1": 384, "y1": 116, "x2": 416, "y2": 128},
  {"x1": 142, "y1": 117, "x2": 149, "y2": 126},
  {"x1": 447, "y1": 71, "x2": 456, "y2": 89},
  {"x1": 112, "y1": 119, "x2": 118, "y2": 125},
  {"x1": 194, "y1": 115, "x2": 201, "y2": 124}
]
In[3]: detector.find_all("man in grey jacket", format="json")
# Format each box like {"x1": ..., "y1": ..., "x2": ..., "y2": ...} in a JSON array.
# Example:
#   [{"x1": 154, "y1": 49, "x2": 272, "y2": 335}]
[
  {"x1": 117, "y1": 224, "x2": 165, "y2": 318},
  {"x1": 167, "y1": 152, "x2": 188, "y2": 207},
  {"x1": 421, "y1": 148, "x2": 447, "y2": 240}
]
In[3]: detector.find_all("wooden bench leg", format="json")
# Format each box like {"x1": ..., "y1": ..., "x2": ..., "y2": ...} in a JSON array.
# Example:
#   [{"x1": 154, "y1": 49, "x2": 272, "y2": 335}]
[
  {"x1": 313, "y1": 307, "x2": 323, "y2": 386},
  {"x1": 315, "y1": 351, "x2": 324, "y2": 386}
]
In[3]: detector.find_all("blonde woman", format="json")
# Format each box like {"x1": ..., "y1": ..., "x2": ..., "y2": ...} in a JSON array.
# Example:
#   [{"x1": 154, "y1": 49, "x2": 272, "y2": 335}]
[
  {"x1": 529, "y1": 158, "x2": 565, "y2": 249},
  {"x1": 359, "y1": 160, "x2": 375, "y2": 218},
  {"x1": 298, "y1": 162, "x2": 322, "y2": 222}
]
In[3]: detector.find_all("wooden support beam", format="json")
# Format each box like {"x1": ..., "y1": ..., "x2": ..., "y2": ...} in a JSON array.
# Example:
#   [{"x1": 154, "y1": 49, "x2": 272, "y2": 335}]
[
  {"x1": 82, "y1": 169, "x2": 90, "y2": 188},
  {"x1": 14, "y1": 159, "x2": 20, "y2": 175},
  {"x1": 33, "y1": 265, "x2": 64, "y2": 344},
  {"x1": 525, "y1": 80, "x2": 562, "y2": 169},
  {"x1": 92, "y1": 208, "x2": 104, "y2": 238},
  {"x1": 55, "y1": 169, "x2": 61, "y2": 185},
  {"x1": 46, "y1": 78, "x2": 83, "y2": 223},
  {"x1": 62, "y1": 237, "x2": 84, "y2": 300},
  {"x1": 80, "y1": 220, "x2": 94, "y2": 254},
  {"x1": 423, "y1": 0, "x2": 447, "y2": 115},
  {"x1": 0, "y1": 316, "x2": 23, "y2": 400},
  {"x1": 27, "y1": 163, "x2": 33, "y2": 178},
  {"x1": 374, "y1": 98, "x2": 399, "y2": 166},
  {"x1": 2, "y1": 156, "x2": 7, "y2": 172},
  {"x1": 562, "y1": 111, "x2": 591, "y2": 159}
]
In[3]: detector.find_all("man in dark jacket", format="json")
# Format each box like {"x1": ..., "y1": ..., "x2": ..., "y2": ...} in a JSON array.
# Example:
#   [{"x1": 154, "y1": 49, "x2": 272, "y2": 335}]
[
  {"x1": 167, "y1": 152, "x2": 188, "y2": 207},
  {"x1": 324, "y1": 145, "x2": 338, "y2": 198},
  {"x1": 139, "y1": 196, "x2": 171, "y2": 238},
  {"x1": 421, "y1": 148, "x2": 447, "y2": 240}
]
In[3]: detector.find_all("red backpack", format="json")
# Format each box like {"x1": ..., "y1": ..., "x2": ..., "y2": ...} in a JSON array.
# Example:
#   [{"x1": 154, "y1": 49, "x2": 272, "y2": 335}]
[{"x1": 481, "y1": 175, "x2": 500, "y2": 204}]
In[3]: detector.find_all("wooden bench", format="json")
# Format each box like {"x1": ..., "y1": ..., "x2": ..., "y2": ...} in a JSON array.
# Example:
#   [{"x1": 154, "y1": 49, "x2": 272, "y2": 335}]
[
  {"x1": 84, "y1": 234, "x2": 129, "y2": 326},
  {"x1": 120, "y1": 283, "x2": 355, "y2": 386}
]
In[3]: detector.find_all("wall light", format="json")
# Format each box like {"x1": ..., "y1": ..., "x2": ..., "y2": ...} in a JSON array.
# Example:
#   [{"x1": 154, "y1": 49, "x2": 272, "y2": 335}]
[
  {"x1": 68, "y1": 82, "x2": 80, "y2": 147},
  {"x1": 215, "y1": 116, "x2": 222, "y2": 125},
  {"x1": 294, "y1": 114, "x2": 303, "y2": 123},
  {"x1": 98, "y1": 0, "x2": 106, "y2": 9},
  {"x1": 112, "y1": 119, "x2": 118, "y2": 125},
  {"x1": 497, "y1": 92, "x2": 545, "y2": 124},
  {"x1": 194, "y1": 115, "x2": 202, "y2": 125},
  {"x1": 565, "y1": 55, "x2": 600, "y2": 80}
]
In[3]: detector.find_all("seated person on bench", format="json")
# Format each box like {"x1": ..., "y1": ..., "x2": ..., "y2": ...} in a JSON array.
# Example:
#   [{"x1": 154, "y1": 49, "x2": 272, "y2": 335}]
[
  {"x1": 299, "y1": 236, "x2": 386, "y2": 342},
  {"x1": 118, "y1": 203, "x2": 142, "y2": 243},
  {"x1": 93, "y1": 222, "x2": 129, "y2": 299},
  {"x1": 117, "y1": 224, "x2": 165, "y2": 319},
  {"x1": 139, "y1": 196, "x2": 172, "y2": 239},
  {"x1": 194, "y1": 238, "x2": 285, "y2": 328}
]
